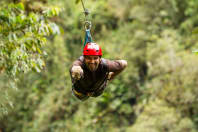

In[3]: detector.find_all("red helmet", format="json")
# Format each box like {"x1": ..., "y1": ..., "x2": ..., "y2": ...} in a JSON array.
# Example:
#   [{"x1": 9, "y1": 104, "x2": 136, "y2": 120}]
[{"x1": 83, "y1": 42, "x2": 102, "y2": 56}]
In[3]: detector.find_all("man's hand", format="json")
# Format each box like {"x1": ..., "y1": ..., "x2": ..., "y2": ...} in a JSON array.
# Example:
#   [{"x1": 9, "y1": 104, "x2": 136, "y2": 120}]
[
  {"x1": 107, "y1": 72, "x2": 114, "y2": 81},
  {"x1": 117, "y1": 60, "x2": 128, "y2": 68},
  {"x1": 71, "y1": 66, "x2": 83, "y2": 80},
  {"x1": 107, "y1": 60, "x2": 127, "y2": 81}
]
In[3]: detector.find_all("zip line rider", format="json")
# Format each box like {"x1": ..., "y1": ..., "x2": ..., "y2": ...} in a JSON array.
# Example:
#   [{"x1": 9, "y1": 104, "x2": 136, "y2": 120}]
[
  {"x1": 70, "y1": 43, "x2": 127, "y2": 101},
  {"x1": 69, "y1": 0, "x2": 127, "y2": 101}
]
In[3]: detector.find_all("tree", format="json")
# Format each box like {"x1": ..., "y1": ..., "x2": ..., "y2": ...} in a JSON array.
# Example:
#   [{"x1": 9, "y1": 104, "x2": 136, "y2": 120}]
[{"x1": 0, "y1": 1, "x2": 61, "y2": 117}]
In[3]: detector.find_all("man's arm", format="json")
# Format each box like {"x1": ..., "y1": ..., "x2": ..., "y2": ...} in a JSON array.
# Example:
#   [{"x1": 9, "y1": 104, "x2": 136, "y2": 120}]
[
  {"x1": 70, "y1": 59, "x2": 84, "y2": 82},
  {"x1": 107, "y1": 60, "x2": 127, "y2": 81}
]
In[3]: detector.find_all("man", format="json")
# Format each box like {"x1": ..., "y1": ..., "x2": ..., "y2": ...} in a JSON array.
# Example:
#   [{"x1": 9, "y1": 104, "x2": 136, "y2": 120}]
[{"x1": 70, "y1": 42, "x2": 127, "y2": 101}]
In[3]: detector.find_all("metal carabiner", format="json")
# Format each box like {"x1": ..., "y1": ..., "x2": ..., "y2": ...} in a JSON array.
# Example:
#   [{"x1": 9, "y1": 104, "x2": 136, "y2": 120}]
[{"x1": 84, "y1": 21, "x2": 92, "y2": 30}]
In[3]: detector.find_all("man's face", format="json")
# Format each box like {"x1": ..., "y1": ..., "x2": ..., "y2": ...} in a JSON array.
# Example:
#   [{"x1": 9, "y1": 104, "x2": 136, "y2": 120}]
[{"x1": 84, "y1": 55, "x2": 101, "y2": 71}]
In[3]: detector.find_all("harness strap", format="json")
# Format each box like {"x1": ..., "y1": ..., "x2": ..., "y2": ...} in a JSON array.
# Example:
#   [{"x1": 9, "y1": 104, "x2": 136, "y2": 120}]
[
  {"x1": 73, "y1": 88, "x2": 84, "y2": 96},
  {"x1": 73, "y1": 88, "x2": 93, "y2": 97},
  {"x1": 83, "y1": 29, "x2": 92, "y2": 47}
]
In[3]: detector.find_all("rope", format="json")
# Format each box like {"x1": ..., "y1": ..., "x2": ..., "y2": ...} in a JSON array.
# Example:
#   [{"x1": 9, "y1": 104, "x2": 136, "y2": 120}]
[
  {"x1": 80, "y1": 0, "x2": 86, "y2": 12},
  {"x1": 80, "y1": 0, "x2": 90, "y2": 19},
  {"x1": 80, "y1": 0, "x2": 93, "y2": 47}
]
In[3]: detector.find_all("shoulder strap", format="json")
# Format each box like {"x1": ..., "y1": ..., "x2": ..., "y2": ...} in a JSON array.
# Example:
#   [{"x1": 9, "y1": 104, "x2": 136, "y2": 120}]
[
  {"x1": 79, "y1": 56, "x2": 84, "y2": 62},
  {"x1": 78, "y1": 56, "x2": 86, "y2": 69}
]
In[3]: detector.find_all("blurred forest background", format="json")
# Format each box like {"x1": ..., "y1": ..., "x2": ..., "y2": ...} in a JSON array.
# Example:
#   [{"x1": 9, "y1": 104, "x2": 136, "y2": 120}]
[{"x1": 1, "y1": 0, "x2": 198, "y2": 131}]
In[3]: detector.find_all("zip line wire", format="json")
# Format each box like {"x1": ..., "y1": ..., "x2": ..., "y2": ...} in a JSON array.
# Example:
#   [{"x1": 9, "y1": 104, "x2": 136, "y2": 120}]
[{"x1": 80, "y1": 0, "x2": 93, "y2": 46}]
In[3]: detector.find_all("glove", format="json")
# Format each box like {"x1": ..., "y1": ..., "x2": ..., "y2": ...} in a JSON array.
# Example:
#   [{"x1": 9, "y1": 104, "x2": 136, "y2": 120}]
[{"x1": 71, "y1": 66, "x2": 83, "y2": 80}]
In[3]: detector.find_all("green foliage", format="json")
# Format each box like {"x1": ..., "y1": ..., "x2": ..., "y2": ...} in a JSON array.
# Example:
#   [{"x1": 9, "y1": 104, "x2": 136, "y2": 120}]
[
  {"x1": 1, "y1": 0, "x2": 198, "y2": 131},
  {"x1": 75, "y1": 0, "x2": 81, "y2": 4},
  {"x1": 0, "y1": 1, "x2": 61, "y2": 118},
  {"x1": 0, "y1": 2, "x2": 60, "y2": 78},
  {"x1": 127, "y1": 99, "x2": 197, "y2": 132},
  {"x1": 145, "y1": 29, "x2": 198, "y2": 113}
]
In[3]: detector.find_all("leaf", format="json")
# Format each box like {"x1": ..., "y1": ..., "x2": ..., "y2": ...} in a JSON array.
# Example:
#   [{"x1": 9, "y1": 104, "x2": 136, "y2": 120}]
[
  {"x1": 12, "y1": 33, "x2": 17, "y2": 41},
  {"x1": 16, "y1": 3, "x2": 25, "y2": 10},
  {"x1": 32, "y1": 62, "x2": 41, "y2": 73},
  {"x1": 53, "y1": 7, "x2": 61, "y2": 16},
  {"x1": 192, "y1": 27, "x2": 198, "y2": 35},
  {"x1": 59, "y1": 26, "x2": 64, "y2": 35},
  {"x1": 75, "y1": 0, "x2": 81, "y2": 4},
  {"x1": 48, "y1": 23, "x2": 60, "y2": 35},
  {"x1": 192, "y1": 50, "x2": 198, "y2": 54},
  {"x1": 0, "y1": 25, "x2": 2, "y2": 32},
  {"x1": 36, "y1": 47, "x2": 42, "y2": 54},
  {"x1": 34, "y1": 66, "x2": 41, "y2": 73},
  {"x1": 28, "y1": 13, "x2": 37, "y2": 23}
]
